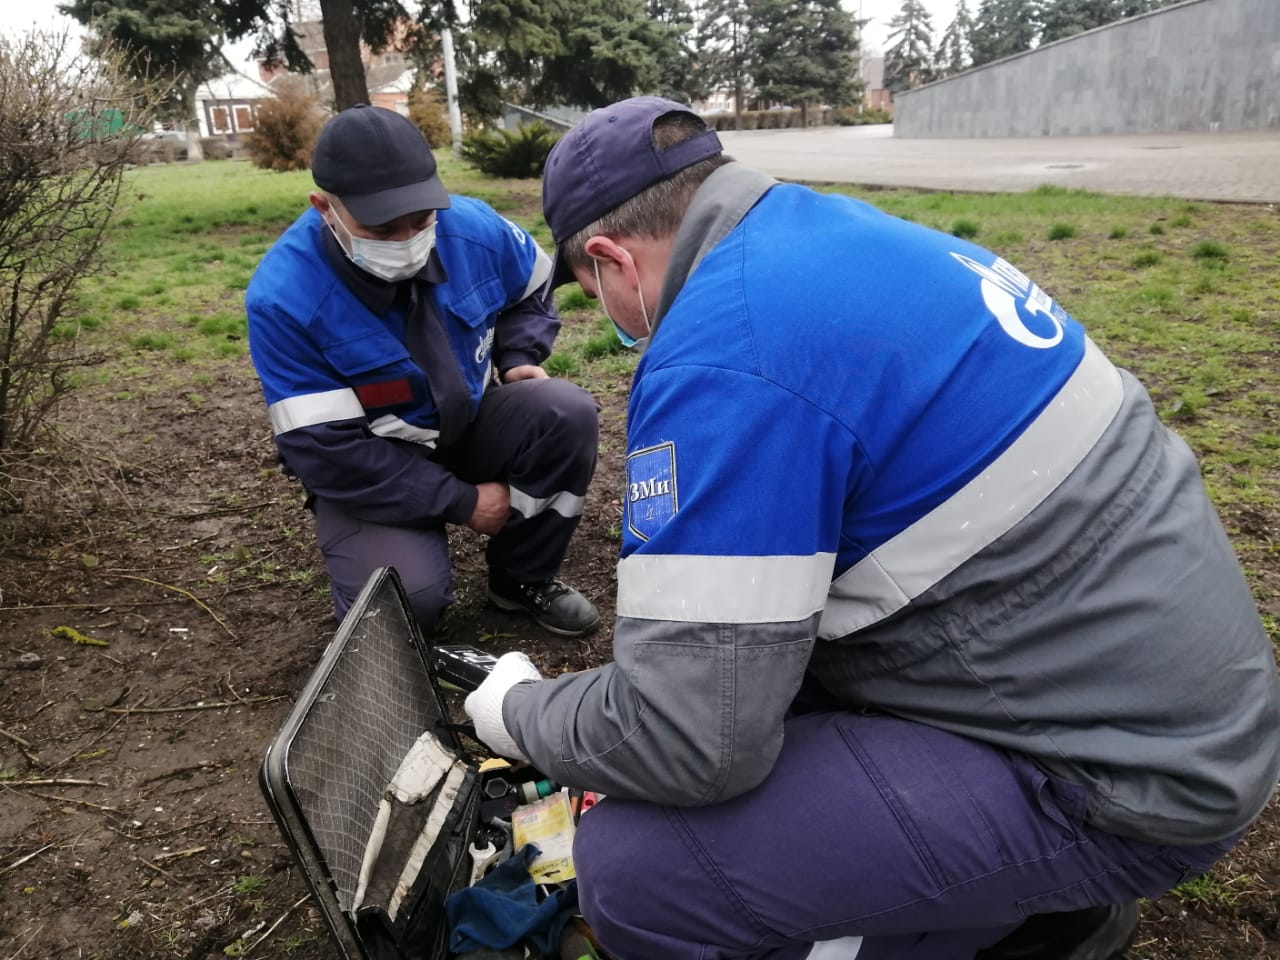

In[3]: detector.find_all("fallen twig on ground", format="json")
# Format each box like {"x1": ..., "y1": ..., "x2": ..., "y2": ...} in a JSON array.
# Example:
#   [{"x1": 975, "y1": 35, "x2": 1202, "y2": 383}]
[
  {"x1": 117, "y1": 573, "x2": 237, "y2": 640},
  {"x1": 25, "y1": 790, "x2": 118, "y2": 813},
  {"x1": 152, "y1": 845, "x2": 206, "y2": 862},
  {"x1": 86, "y1": 695, "x2": 282, "y2": 715},
  {"x1": 0, "y1": 726, "x2": 33, "y2": 748},
  {"x1": 0, "y1": 844, "x2": 55, "y2": 876},
  {"x1": 140, "y1": 762, "x2": 221, "y2": 785},
  {"x1": 242, "y1": 893, "x2": 312, "y2": 958},
  {"x1": 1, "y1": 921, "x2": 44, "y2": 960}
]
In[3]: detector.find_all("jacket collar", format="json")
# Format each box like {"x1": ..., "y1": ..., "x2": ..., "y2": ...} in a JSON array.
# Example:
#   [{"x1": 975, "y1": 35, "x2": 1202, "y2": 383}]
[{"x1": 652, "y1": 162, "x2": 776, "y2": 335}]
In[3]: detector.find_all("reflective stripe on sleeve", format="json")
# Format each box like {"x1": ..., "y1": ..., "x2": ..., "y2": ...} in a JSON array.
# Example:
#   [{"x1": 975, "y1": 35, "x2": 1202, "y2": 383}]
[
  {"x1": 818, "y1": 337, "x2": 1124, "y2": 639},
  {"x1": 617, "y1": 552, "x2": 837, "y2": 624},
  {"x1": 509, "y1": 485, "x2": 585, "y2": 520},
  {"x1": 369, "y1": 414, "x2": 440, "y2": 447},
  {"x1": 521, "y1": 245, "x2": 553, "y2": 300},
  {"x1": 268, "y1": 388, "x2": 365, "y2": 435}
]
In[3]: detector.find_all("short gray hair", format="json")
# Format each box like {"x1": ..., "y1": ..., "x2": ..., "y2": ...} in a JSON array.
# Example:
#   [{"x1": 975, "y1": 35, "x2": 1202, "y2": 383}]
[{"x1": 559, "y1": 113, "x2": 731, "y2": 274}]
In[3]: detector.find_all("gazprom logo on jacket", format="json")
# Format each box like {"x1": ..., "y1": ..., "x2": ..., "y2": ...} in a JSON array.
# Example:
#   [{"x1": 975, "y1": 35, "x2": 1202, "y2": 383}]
[
  {"x1": 503, "y1": 218, "x2": 528, "y2": 245},
  {"x1": 950, "y1": 252, "x2": 1067, "y2": 349},
  {"x1": 626, "y1": 441, "x2": 678, "y2": 542},
  {"x1": 475, "y1": 327, "x2": 495, "y2": 363}
]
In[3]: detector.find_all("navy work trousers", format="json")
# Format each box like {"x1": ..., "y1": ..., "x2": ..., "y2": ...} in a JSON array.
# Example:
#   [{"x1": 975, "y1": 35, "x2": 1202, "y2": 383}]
[
  {"x1": 313, "y1": 377, "x2": 598, "y2": 631},
  {"x1": 573, "y1": 711, "x2": 1241, "y2": 960}
]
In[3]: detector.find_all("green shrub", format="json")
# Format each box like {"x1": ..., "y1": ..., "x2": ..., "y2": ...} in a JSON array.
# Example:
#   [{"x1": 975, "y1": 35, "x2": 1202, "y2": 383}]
[
  {"x1": 833, "y1": 107, "x2": 893, "y2": 126},
  {"x1": 951, "y1": 219, "x2": 980, "y2": 239},
  {"x1": 245, "y1": 82, "x2": 325, "y2": 173},
  {"x1": 459, "y1": 122, "x2": 561, "y2": 179},
  {"x1": 1131, "y1": 250, "x2": 1163, "y2": 268},
  {"x1": 1047, "y1": 223, "x2": 1077, "y2": 241},
  {"x1": 1108, "y1": 226, "x2": 1128, "y2": 239}
]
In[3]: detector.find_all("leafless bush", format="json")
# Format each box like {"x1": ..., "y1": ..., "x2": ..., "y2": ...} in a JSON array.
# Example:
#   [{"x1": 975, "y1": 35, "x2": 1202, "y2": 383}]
[
  {"x1": 409, "y1": 85, "x2": 453, "y2": 149},
  {"x1": 0, "y1": 31, "x2": 159, "y2": 497},
  {"x1": 244, "y1": 79, "x2": 326, "y2": 172}
]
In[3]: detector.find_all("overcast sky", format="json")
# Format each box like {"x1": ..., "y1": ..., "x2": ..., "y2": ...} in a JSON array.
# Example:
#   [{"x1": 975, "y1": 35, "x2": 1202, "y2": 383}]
[{"x1": 0, "y1": 0, "x2": 964, "y2": 63}]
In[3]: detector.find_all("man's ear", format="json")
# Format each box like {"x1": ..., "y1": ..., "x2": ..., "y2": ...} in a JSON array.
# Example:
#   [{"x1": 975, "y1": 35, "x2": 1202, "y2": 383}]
[
  {"x1": 308, "y1": 192, "x2": 331, "y2": 215},
  {"x1": 583, "y1": 235, "x2": 637, "y2": 285},
  {"x1": 582, "y1": 234, "x2": 628, "y2": 269}
]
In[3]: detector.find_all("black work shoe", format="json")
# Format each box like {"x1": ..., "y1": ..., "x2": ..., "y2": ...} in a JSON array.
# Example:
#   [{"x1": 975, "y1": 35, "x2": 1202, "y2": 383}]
[
  {"x1": 487, "y1": 571, "x2": 601, "y2": 637},
  {"x1": 977, "y1": 901, "x2": 1141, "y2": 960}
]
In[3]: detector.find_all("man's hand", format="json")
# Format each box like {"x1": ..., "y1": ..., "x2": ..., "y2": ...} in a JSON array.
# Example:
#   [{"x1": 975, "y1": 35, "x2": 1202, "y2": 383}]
[
  {"x1": 500, "y1": 364, "x2": 549, "y2": 383},
  {"x1": 467, "y1": 482, "x2": 510, "y2": 536},
  {"x1": 463, "y1": 652, "x2": 543, "y2": 761}
]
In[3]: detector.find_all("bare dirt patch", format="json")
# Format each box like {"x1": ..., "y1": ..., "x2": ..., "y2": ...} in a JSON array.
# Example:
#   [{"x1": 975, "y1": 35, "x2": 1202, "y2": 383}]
[{"x1": 0, "y1": 357, "x2": 629, "y2": 960}]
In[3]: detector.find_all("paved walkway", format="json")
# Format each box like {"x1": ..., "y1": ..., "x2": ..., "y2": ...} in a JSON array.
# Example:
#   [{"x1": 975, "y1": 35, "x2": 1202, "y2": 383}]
[{"x1": 716, "y1": 125, "x2": 1280, "y2": 203}]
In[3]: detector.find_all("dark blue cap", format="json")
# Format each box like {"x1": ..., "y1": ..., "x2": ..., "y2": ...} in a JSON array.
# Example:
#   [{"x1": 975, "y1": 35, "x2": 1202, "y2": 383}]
[
  {"x1": 311, "y1": 104, "x2": 450, "y2": 225},
  {"x1": 542, "y1": 97, "x2": 722, "y2": 286}
]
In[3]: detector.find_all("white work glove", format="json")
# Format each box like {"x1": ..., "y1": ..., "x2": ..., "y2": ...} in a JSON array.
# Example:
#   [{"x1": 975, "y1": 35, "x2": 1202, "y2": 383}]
[{"x1": 463, "y1": 652, "x2": 542, "y2": 761}]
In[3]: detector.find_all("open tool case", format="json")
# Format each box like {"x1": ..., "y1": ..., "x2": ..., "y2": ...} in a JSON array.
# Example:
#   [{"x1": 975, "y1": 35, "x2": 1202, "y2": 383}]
[{"x1": 260, "y1": 567, "x2": 482, "y2": 960}]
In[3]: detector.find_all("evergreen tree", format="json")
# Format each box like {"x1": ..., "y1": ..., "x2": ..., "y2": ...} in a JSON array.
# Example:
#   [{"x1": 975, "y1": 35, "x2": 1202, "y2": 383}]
[
  {"x1": 746, "y1": 0, "x2": 859, "y2": 124},
  {"x1": 534, "y1": 0, "x2": 683, "y2": 109},
  {"x1": 884, "y1": 0, "x2": 935, "y2": 93},
  {"x1": 697, "y1": 0, "x2": 753, "y2": 126},
  {"x1": 1116, "y1": 0, "x2": 1175, "y2": 14},
  {"x1": 458, "y1": 0, "x2": 680, "y2": 115},
  {"x1": 934, "y1": 0, "x2": 974, "y2": 78},
  {"x1": 1039, "y1": 0, "x2": 1116, "y2": 43},
  {"x1": 971, "y1": 0, "x2": 1042, "y2": 66},
  {"x1": 456, "y1": 0, "x2": 564, "y2": 118},
  {"x1": 648, "y1": 0, "x2": 700, "y2": 101},
  {"x1": 65, "y1": 0, "x2": 431, "y2": 115}
]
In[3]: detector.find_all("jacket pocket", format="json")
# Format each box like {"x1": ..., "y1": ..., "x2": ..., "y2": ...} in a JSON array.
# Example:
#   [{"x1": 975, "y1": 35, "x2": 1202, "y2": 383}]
[
  {"x1": 442, "y1": 278, "x2": 506, "y2": 330},
  {"x1": 322, "y1": 333, "x2": 411, "y2": 378}
]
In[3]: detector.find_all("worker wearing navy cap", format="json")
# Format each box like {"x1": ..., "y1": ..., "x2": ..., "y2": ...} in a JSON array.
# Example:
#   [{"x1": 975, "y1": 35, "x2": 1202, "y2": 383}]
[{"x1": 246, "y1": 104, "x2": 600, "y2": 638}]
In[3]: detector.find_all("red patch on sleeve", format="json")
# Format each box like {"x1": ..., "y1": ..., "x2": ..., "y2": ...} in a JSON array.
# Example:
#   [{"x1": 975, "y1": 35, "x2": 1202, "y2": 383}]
[{"x1": 354, "y1": 378, "x2": 413, "y2": 409}]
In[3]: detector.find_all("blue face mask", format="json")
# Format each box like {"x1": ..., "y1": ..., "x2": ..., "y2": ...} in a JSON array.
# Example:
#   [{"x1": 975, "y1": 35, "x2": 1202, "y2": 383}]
[
  {"x1": 593, "y1": 257, "x2": 649, "y2": 349},
  {"x1": 612, "y1": 321, "x2": 638, "y2": 349}
]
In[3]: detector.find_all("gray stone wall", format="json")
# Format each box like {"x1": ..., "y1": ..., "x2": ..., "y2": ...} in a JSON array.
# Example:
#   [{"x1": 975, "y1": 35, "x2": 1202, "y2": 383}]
[{"x1": 894, "y1": 0, "x2": 1280, "y2": 137}]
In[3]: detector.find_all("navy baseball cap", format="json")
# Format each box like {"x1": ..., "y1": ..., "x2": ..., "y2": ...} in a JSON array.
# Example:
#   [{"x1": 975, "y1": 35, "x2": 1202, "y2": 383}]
[
  {"x1": 542, "y1": 96, "x2": 722, "y2": 286},
  {"x1": 312, "y1": 104, "x2": 450, "y2": 225}
]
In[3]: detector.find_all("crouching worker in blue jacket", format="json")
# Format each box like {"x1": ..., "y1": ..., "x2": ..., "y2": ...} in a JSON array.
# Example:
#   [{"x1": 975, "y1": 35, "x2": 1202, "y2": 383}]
[
  {"x1": 463, "y1": 98, "x2": 1280, "y2": 960},
  {"x1": 246, "y1": 105, "x2": 600, "y2": 638}
]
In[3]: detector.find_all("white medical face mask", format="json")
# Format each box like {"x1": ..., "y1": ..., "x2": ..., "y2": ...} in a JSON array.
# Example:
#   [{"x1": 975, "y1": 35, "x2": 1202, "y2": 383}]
[
  {"x1": 329, "y1": 214, "x2": 436, "y2": 283},
  {"x1": 593, "y1": 256, "x2": 650, "y2": 349}
]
